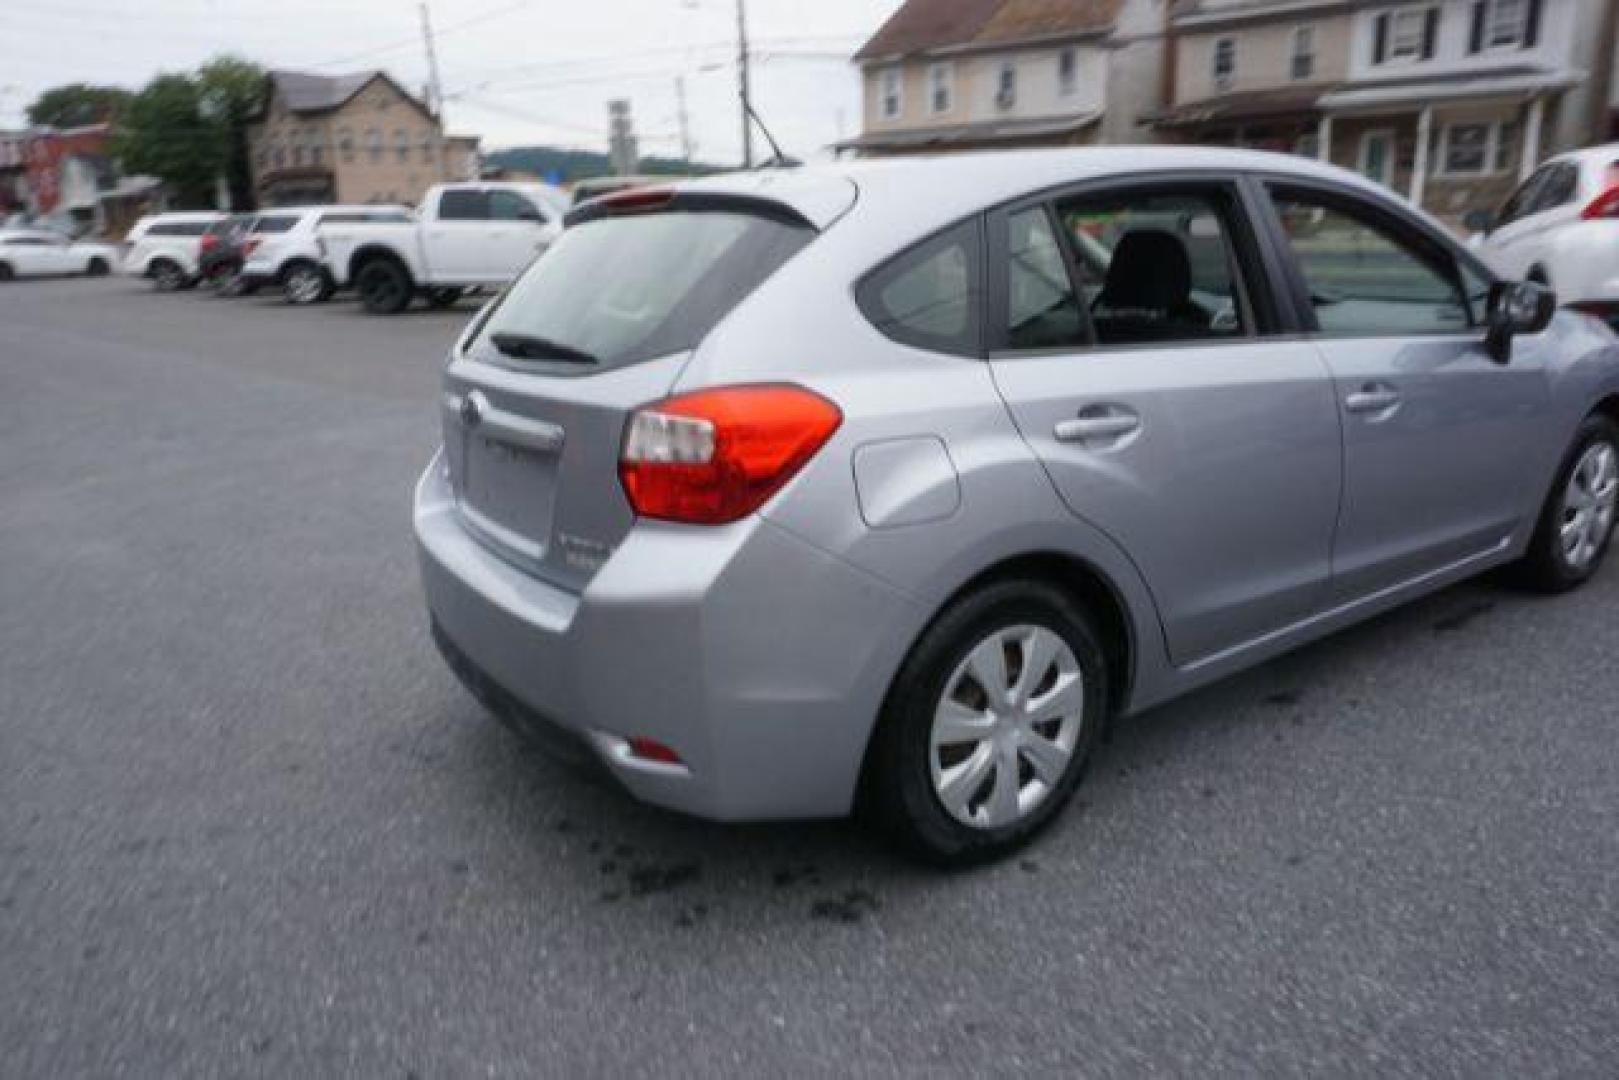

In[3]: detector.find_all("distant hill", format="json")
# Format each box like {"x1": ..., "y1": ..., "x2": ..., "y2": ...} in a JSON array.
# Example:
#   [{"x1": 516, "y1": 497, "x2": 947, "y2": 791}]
[{"x1": 483, "y1": 146, "x2": 728, "y2": 183}]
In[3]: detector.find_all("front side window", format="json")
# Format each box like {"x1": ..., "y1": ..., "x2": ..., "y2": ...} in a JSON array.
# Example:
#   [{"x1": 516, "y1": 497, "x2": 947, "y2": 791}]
[
  {"x1": 880, "y1": 68, "x2": 902, "y2": 119},
  {"x1": 1004, "y1": 208, "x2": 1086, "y2": 350},
  {"x1": 253, "y1": 215, "x2": 299, "y2": 234},
  {"x1": 857, "y1": 219, "x2": 981, "y2": 357},
  {"x1": 1058, "y1": 189, "x2": 1253, "y2": 345},
  {"x1": 1213, "y1": 39, "x2": 1236, "y2": 88},
  {"x1": 1269, "y1": 187, "x2": 1471, "y2": 336},
  {"x1": 928, "y1": 63, "x2": 953, "y2": 114},
  {"x1": 489, "y1": 191, "x2": 541, "y2": 221}
]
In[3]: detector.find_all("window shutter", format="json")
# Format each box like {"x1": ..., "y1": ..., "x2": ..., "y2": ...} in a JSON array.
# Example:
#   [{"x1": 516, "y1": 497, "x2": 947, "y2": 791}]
[
  {"x1": 1469, "y1": 1, "x2": 1485, "y2": 52},
  {"x1": 1524, "y1": 0, "x2": 1542, "y2": 47},
  {"x1": 1422, "y1": 8, "x2": 1439, "y2": 58},
  {"x1": 1373, "y1": 13, "x2": 1389, "y2": 62}
]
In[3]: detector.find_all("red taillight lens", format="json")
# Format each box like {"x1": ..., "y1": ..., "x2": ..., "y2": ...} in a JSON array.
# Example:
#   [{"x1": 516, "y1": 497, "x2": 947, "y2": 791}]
[
  {"x1": 619, "y1": 384, "x2": 842, "y2": 524},
  {"x1": 199, "y1": 234, "x2": 218, "y2": 252},
  {"x1": 626, "y1": 736, "x2": 683, "y2": 765},
  {"x1": 600, "y1": 186, "x2": 674, "y2": 212},
  {"x1": 1582, "y1": 171, "x2": 1619, "y2": 220}
]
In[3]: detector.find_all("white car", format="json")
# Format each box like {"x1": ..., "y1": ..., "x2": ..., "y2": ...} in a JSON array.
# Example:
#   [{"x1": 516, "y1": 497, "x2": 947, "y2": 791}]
[
  {"x1": 317, "y1": 182, "x2": 568, "y2": 314},
  {"x1": 0, "y1": 229, "x2": 119, "y2": 280},
  {"x1": 237, "y1": 204, "x2": 412, "y2": 305},
  {"x1": 122, "y1": 212, "x2": 226, "y2": 291},
  {"x1": 1475, "y1": 144, "x2": 1619, "y2": 326}
]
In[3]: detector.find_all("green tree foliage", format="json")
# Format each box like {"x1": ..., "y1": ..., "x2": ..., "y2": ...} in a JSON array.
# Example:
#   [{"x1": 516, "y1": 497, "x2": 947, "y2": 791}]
[
  {"x1": 197, "y1": 57, "x2": 265, "y2": 210},
  {"x1": 26, "y1": 84, "x2": 132, "y2": 128},
  {"x1": 111, "y1": 75, "x2": 223, "y2": 209}
]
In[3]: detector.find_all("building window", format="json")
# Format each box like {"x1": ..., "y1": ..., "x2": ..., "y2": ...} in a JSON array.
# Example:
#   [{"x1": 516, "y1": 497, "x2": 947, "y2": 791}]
[
  {"x1": 395, "y1": 130, "x2": 409, "y2": 163},
  {"x1": 1494, "y1": 119, "x2": 1519, "y2": 171},
  {"x1": 421, "y1": 133, "x2": 435, "y2": 164},
  {"x1": 1377, "y1": 6, "x2": 1438, "y2": 63},
  {"x1": 367, "y1": 129, "x2": 382, "y2": 163},
  {"x1": 996, "y1": 61, "x2": 1017, "y2": 109},
  {"x1": 338, "y1": 128, "x2": 354, "y2": 163},
  {"x1": 1058, "y1": 47, "x2": 1078, "y2": 96},
  {"x1": 879, "y1": 68, "x2": 902, "y2": 120},
  {"x1": 1439, "y1": 122, "x2": 1493, "y2": 175},
  {"x1": 1213, "y1": 38, "x2": 1236, "y2": 89},
  {"x1": 311, "y1": 142, "x2": 324, "y2": 167},
  {"x1": 928, "y1": 62, "x2": 953, "y2": 114},
  {"x1": 1292, "y1": 26, "x2": 1315, "y2": 79},
  {"x1": 1485, "y1": 0, "x2": 1528, "y2": 47}
]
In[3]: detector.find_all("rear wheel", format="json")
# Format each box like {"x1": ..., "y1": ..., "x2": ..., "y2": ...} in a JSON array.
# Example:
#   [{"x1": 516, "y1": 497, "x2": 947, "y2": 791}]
[
  {"x1": 281, "y1": 261, "x2": 330, "y2": 305},
  {"x1": 0, "y1": 262, "x2": 13, "y2": 282},
  {"x1": 866, "y1": 580, "x2": 1109, "y2": 866},
  {"x1": 86, "y1": 257, "x2": 109, "y2": 277},
  {"x1": 1518, "y1": 414, "x2": 1619, "y2": 591},
  {"x1": 356, "y1": 259, "x2": 412, "y2": 315},
  {"x1": 150, "y1": 259, "x2": 185, "y2": 292}
]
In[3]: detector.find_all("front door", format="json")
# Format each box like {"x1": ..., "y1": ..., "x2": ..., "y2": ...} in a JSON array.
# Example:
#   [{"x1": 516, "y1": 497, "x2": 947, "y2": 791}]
[
  {"x1": 1259, "y1": 181, "x2": 1555, "y2": 601},
  {"x1": 1359, "y1": 131, "x2": 1395, "y2": 189},
  {"x1": 987, "y1": 182, "x2": 1343, "y2": 666}
]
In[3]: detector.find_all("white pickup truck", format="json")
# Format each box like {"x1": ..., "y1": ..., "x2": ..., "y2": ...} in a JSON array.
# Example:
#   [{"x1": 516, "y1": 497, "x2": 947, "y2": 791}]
[{"x1": 318, "y1": 182, "x2": 569, "y2": 314}]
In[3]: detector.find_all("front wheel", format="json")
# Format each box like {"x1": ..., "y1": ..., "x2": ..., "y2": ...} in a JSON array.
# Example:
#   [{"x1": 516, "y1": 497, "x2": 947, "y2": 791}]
[
  {"x1": 86, "y1": 257, "x2": 109, "y2": 277},
  {"x1": 865, "y1": 580, "x2": 1109, "y2": 866},
  {"x1": 1518, "y1": 414, "x2": 1619, "y2": 592},
  {"x1": 355, "y1": 260, "x2": 412, "y2": 315},
  {"x1": 150, "y1": 259, "x2": 186, "y2": 292}
]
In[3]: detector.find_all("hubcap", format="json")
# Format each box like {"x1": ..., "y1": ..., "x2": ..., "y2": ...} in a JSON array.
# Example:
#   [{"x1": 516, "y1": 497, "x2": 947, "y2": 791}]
[
  {"x1": 288, "y1": 268, "x2": 322, "y2": 303},
  {"x1": 929, "y1": 624, "x2": 1084, "y2": 830},
  {"x1": 1561, "y1": 441, "x2": 1618, "y2": 571}
]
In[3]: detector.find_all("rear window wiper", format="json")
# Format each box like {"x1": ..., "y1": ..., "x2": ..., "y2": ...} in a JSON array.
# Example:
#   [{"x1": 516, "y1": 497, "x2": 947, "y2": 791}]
[{"x1": 488, "y1": 332, "x2": 598, "y2": 365}]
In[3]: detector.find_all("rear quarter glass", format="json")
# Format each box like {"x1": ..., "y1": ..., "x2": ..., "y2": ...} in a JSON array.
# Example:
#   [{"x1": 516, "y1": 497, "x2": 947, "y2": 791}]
[{"x1": 467, "y1": 207, "x2": 814, "y2": 376}]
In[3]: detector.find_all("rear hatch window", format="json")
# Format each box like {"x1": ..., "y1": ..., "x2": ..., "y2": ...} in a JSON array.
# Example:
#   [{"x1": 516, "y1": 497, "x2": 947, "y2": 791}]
[{"x1": 467, "y1": 202, "x2": 814, "y2": 375}]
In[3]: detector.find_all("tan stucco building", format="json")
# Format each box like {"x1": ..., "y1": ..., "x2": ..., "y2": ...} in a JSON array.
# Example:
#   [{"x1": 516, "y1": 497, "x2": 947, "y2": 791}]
[{"x1": 248, "y1": 71, "x2": 480, "y2": 208}]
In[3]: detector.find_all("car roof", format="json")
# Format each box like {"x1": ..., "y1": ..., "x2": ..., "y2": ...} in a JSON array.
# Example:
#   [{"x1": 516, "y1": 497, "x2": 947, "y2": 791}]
[{"x1": 677, "y1": 146, "x2": 1419, "y2": 235}]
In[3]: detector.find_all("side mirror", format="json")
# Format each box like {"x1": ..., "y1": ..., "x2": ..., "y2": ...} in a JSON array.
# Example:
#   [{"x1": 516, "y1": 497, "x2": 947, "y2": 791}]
[
  {"x1": 1485, "y1": 280, "x2": 1556, "y2": 362},
  {"x1": 1462, "y1": 208, "x2": 1495, "y2": 234}
]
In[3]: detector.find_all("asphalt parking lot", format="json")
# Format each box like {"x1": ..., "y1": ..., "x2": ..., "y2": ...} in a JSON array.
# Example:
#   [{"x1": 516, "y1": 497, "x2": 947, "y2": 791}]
[{"x1": 4, "y1": 275, "x2": 1619, "y2": 1075}]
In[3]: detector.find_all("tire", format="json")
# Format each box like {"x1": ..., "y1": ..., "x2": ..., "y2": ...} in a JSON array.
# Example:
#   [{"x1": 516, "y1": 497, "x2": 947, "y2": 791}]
[
  {"x1": 281, "y1": 261, "x2": 331, "y2": 305},
  {"x1": 149, "y1": 259, "x2": 185, "y2": 292},
  {"x1": 865, "y1": 580, "x2": 1110, "y2": 866},
  {"x1": 426, "y1": 286, "x2": 464, "y2": 309},
  {"x1": 86, "y1": 257, "x2": 109, "y2": 277},
  {"x1": 355, "y1": 259, "x2": 412, "y2": 315},
  {"x1": 1517, "y1": 413, "x2": 1619, "y2": 592},
  {"x1": 0, "y1": 262, "x2": 12, "y2": 282}
]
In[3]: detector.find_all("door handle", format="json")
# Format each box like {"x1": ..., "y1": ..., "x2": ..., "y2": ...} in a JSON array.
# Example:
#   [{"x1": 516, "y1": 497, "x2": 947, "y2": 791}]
[
  {"x1": 1344, "y1": 385, "x2": 1401, "y2": 415},
  {"x1": 1054, "y1": 408, "x2": 1142, "y2": 444}
]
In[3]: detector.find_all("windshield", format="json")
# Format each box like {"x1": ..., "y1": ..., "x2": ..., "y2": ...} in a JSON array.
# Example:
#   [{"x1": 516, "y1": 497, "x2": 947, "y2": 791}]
[{"x1": 470, "y1": 208, "x2": 812, "y2": 372}]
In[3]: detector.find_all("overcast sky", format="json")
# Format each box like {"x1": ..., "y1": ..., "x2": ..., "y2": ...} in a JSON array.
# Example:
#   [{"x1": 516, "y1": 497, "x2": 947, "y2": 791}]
[{"x1": 0, "y1": 0, "x2": 901, "y2": 164}]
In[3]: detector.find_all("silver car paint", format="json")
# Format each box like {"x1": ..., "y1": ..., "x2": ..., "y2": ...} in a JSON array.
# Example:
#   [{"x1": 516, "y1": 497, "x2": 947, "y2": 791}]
[{"x1": 417, "y1": 148, "x2": 1619, "y2": 822}]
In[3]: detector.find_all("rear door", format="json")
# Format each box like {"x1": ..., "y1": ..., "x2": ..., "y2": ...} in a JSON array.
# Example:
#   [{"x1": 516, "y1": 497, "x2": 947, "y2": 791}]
[
  {"x1": 1257, "y1": 179, "x2": 1554, "y2": 601},
  {"x1": 427, "y1": 188, "x2": 494, "y2": 282},
  {"x1": 985, "y1": 178, "x2": 1343, "y2": 666}
]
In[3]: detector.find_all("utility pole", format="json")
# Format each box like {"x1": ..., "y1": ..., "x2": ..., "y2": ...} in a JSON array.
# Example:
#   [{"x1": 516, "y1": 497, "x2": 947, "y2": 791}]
[
  {"x1": 675, "y1": 75, "x2": 694, "y2": 165},
  {"x1": 419, "y1": 0, "x2": 450, "y2": 181},
  {"x1": 736, "y1": 0, "x2": 752, "y2": 168}
]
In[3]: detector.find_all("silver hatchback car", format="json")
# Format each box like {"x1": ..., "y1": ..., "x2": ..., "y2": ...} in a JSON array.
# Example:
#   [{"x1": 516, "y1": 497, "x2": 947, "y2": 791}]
[{"x1": 417, "y1": 148, "x2": 1619, "y2": 864}]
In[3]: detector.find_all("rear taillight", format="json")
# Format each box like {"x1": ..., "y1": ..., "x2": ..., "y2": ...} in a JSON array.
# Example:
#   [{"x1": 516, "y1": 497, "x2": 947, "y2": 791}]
[
  {"x1": 619, "y1": 384, "x2": 842, "y2": 525},
  {"x1": 199, "y1": 234, "x2": 218, "y2": 252},
  {"x1": 1581, "y1": 170, "x2": 1619, "y2": 220}
]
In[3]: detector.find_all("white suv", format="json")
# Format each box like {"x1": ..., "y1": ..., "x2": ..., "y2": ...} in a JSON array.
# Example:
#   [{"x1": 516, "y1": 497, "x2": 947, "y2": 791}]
[
  {"x1": 1476, "y1": 144, "x2": 1619, "y2": 326},
  {"x1": 238, "y1": 204, "x2": 411, "y2": 305},
  {"x1": 121, "y1": 212, "x2": 225, "y2": 290}
]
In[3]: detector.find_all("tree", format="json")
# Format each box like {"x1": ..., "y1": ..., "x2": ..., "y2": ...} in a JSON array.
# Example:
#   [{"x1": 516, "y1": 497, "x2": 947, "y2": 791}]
[
  {"x1": 197, "y1": 56, "x2": 265, "y2": 211},
  {"x1": 26, "y1": 84, "x2": 131, "y2": 128},
  {"x1": 111, "y1": 75, "x2": 223, "y2": 209}
]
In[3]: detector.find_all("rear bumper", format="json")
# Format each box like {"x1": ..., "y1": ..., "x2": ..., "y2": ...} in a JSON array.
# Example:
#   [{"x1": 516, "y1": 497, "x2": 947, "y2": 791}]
[{"x1": 414, "y1": 451, "x2": 922, "y2": 821}]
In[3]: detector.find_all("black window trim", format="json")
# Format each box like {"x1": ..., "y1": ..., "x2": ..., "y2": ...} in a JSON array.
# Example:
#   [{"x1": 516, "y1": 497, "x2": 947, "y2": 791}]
[
  {"x1": 853, "y1": 212, "x2": 988, "y2": 360},
  {"x1": 984, "y1": 172, "x2": 1289, "y2": 359},
  {"x1": 1251, "y1": 173, "x2": 1499, "y2": 336}
]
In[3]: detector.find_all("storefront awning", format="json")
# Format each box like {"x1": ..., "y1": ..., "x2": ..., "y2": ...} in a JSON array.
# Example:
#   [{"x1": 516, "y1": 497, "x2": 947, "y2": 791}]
[
  {"x1": 1147, "y1": 87, "x2": 1328, "y2": 130},
  {"x1": 1319, "y1": 68, "x2": 1578, "y2": 114}
]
